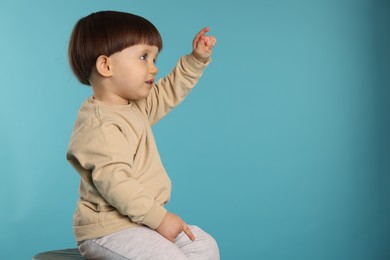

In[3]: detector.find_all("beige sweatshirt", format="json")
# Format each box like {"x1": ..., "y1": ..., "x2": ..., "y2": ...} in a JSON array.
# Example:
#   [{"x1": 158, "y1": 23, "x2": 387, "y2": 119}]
[{"x1": 66, "y1": 54, "x2": 209, "y2": 242}]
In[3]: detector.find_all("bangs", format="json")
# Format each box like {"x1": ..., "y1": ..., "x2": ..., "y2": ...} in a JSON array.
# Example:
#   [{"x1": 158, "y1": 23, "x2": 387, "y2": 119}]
[
  {"x1": 96, "y1": 11, "x2": 163, "y2": 56},
  {"x1": 126, "y1": 20, "x2": 163, "y2": 51}
]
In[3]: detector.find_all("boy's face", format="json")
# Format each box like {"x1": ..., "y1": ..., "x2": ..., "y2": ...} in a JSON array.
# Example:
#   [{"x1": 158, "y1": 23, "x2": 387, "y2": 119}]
[{"x1": 107, "y1": 44, "x2": 159, "y2": 103}]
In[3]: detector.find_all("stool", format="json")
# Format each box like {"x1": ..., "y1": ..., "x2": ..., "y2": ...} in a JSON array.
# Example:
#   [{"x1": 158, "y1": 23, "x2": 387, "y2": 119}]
[{"x1": 33, "y1": 248, "x2": 84, "y2": 259}]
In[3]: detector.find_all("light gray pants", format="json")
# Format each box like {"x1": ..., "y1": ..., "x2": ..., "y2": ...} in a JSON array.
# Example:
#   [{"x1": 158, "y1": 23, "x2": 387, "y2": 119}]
[{"x1": 78, "y1": 225, "x2": 220, "y2": 260}]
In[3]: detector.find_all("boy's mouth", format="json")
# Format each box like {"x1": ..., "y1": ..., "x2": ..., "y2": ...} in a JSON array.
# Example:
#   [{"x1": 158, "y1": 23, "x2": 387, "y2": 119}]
[{"x1": 145, "y1": 79, "x2": 154, "y2": 85}]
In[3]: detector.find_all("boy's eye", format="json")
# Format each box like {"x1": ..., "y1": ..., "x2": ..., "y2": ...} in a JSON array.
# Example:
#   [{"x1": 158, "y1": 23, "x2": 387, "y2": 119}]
[
  {"x1": 140, "y1": 53, "x2": 157, "y2": 63},
  {"x1": 141, "y1": 54, "x2": 148, "y2": 60}
]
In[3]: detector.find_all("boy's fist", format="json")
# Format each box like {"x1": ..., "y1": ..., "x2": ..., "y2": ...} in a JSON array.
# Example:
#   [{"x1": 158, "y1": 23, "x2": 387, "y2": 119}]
[
  {"x1": 192, "y1": 27, "x2": 217, "y2": 63},
  {"x1": 156, "y1": 212, "x2": 195, "y2": 242}
]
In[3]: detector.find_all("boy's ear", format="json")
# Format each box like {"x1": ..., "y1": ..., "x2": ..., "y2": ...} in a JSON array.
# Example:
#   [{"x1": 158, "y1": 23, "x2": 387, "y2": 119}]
[{"x1": 95, "y1": 55, "x2": 113, "y2": 77}]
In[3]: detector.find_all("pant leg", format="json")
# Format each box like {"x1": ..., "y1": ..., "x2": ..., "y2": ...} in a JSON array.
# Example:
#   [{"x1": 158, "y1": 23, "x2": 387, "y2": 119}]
[
  {"x1": 79, "y1": 226, "x2": 188, "y2": 260},
  {"x1": 175, "y1": 225, "x2": 220, "y2": 260}
]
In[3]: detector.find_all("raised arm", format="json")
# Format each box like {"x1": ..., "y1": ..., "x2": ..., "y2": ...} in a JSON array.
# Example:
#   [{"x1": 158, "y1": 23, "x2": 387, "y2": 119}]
[{"x1": 141, "y1": 27, "x2": 217, "y2": 125}]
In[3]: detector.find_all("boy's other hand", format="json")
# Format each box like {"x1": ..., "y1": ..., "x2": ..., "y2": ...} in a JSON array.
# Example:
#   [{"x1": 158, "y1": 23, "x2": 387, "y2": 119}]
[
  {"x1": 156, "y1": 212, "x2": 195, "y2": 242},
  {"x1": 192, "y1": 27, "x2": 217, "y2": 63}
]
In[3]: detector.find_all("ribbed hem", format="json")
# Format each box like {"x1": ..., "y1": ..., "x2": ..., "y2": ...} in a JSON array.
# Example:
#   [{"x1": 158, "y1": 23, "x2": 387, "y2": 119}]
[
  {"x1": 74, "y1": 218, "x2": 138, "y2": 243},
  {"x1": 184, "y1": 53, "x2": 211, "y2": 71},
  {"x1": 140, "y1": 203, "x2": 167, "y2": 229}
]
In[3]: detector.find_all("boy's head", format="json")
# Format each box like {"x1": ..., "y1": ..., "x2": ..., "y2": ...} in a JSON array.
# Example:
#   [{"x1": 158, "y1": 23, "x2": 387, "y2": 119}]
[{"x1": 68, "y1": 11, "x2": 163, "y2": 85}]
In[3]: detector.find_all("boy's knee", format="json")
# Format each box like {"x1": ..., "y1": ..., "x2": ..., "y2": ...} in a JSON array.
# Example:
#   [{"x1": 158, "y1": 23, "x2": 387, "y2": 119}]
[
  {"x1": 190, "y1": 226, "x2": 220, "y2": 260},
  {"x1": 204, "y1": 235, "x2": 219, "y2": 259},
  {"x1": 205, "y1": 234, "x2": 219, "y2": 259}
]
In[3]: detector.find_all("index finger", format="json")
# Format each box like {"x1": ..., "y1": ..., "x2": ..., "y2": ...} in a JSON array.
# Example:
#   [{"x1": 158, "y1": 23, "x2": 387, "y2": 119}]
[
  {"x1": 183, "y1": 224, "x2": 195, "y2": 241},
  {"x1": 192, "y1": 27, "x2": 211, "y2": 49}
]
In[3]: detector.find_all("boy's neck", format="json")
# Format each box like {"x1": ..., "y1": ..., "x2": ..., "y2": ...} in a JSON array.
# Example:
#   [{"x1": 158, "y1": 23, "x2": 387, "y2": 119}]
[{"x1": 92, "y1": 86, "x2": 130, "y2": 106}]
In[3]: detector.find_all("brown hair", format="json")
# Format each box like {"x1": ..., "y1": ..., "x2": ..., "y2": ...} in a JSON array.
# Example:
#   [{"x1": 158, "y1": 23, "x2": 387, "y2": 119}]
[{"x1": 68, "y1": 11, "x2": 163, "y2": 85}]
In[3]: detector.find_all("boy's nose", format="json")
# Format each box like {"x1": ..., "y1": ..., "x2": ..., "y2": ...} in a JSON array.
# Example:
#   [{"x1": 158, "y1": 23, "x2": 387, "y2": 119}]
[{"x1": 150, "y1": 63, "x2": 158, "y2": 75}]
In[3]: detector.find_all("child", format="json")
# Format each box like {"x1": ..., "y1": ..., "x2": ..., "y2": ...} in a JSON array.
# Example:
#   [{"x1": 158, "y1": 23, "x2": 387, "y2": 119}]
[{"x1": 66, "y1": 10, "x2": 219, "y2": 259}]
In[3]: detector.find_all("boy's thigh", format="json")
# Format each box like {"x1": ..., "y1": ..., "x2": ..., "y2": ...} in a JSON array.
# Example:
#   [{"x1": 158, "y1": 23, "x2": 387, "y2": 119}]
[
  {"x1": 79, "y1": 226, "x2": 187, "y2": 260},
  {"x1": 175, "y1": 225, "x2": 220, "y2": 260}
]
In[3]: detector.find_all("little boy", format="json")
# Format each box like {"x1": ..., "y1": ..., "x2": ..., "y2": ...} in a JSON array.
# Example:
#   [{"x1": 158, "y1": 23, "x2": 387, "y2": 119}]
[{"x1": 66, "y1": 11, "x2": 219, "y2": 259}]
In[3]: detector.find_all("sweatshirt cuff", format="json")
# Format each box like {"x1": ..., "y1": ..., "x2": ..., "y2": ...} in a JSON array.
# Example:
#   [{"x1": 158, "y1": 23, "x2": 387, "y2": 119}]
[
  {"x1": 184, "y1": 53, "x2": 211, "y2": 72},
  {"x1": 141, "y1": 202, "x2": 167, "y2": 229}
]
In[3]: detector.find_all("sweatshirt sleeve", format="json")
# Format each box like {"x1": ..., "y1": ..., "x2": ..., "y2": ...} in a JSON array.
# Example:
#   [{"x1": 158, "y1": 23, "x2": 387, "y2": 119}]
[
  {"x1": 67, "y1": 120, "x2": 166, "y2": 229},
  {"x1": 143, "y1": 54, "x2": 210, "y2": 125}
]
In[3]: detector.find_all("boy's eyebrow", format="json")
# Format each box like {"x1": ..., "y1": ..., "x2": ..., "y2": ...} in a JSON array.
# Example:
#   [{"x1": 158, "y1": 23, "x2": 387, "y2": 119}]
[{"x1": 142, "y1": 44, "x2": 158, "y2": 50}]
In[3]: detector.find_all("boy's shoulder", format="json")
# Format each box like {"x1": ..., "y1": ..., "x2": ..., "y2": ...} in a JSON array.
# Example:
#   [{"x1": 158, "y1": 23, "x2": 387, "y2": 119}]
[{"x1": 71, "y1": 97, "x2": 147, "y2": 141}]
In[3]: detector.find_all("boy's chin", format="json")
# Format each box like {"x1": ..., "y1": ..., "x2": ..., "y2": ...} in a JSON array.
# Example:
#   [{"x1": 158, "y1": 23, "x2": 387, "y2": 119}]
[
  {"x1": 131, "y1": 92, "x2": 151, "y2": 101},
  {"x1": 142, "y1": 89, "x2": 153, "y2": 98}
]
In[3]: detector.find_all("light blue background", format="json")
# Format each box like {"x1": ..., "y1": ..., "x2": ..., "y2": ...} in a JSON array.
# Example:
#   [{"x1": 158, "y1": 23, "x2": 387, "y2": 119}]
[{"x1": 1, "y1": 0, "x2": 389, "y2": 259}]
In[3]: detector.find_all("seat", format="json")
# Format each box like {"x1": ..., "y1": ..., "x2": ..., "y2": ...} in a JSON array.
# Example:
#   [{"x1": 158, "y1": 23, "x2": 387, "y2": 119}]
[{"x1": 32, "y1": 248, "x2": 84, "y2": 260}]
